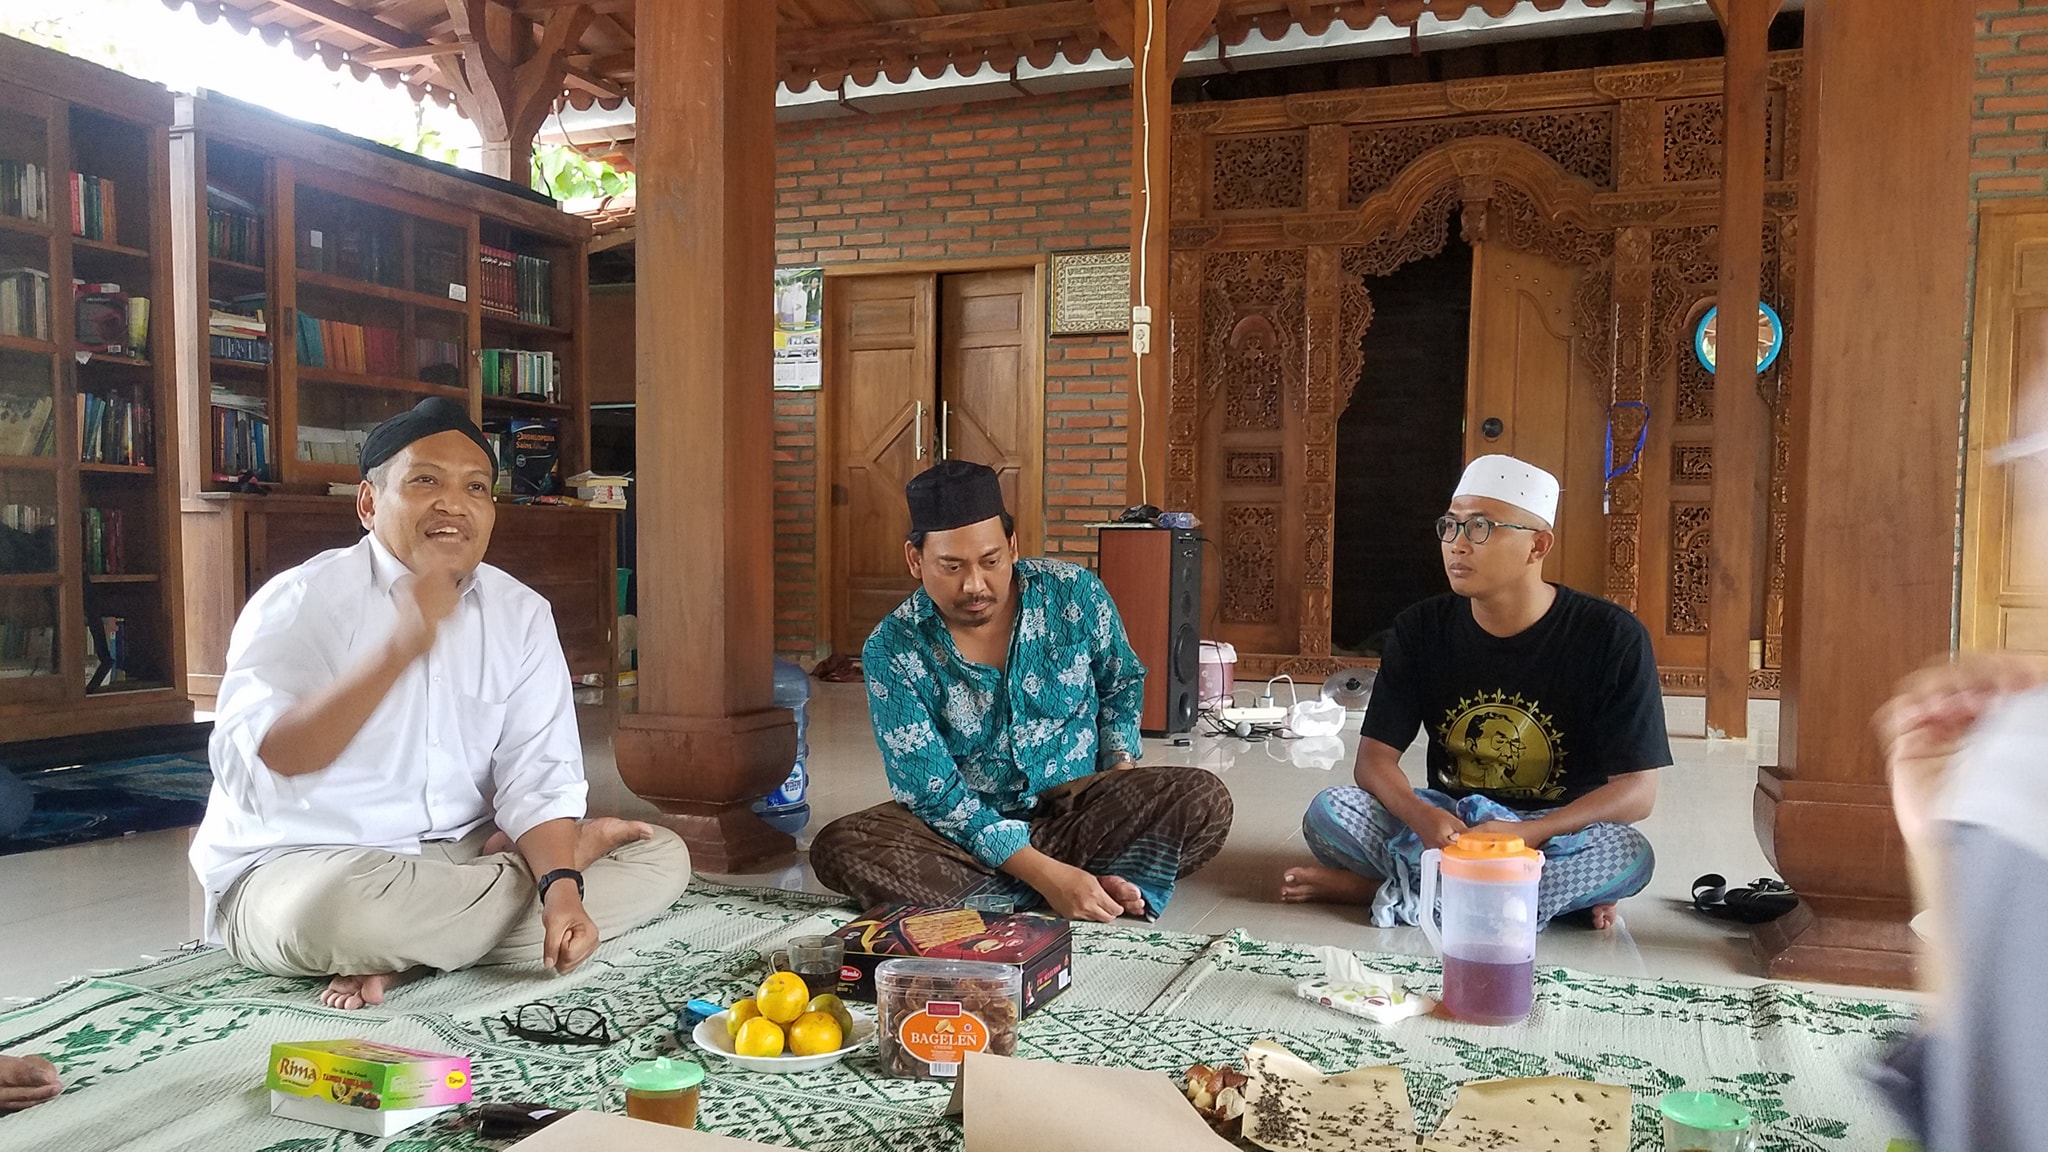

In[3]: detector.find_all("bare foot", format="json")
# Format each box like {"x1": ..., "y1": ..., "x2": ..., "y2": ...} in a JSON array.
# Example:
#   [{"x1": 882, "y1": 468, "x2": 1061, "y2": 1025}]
[
  {"x1": 1278, "y1": 864, "x2": 1379, "y2": 905},
  {"x1": 319, "y1": 969, "x2": 422, "y2": 1011},
  {"x1": 1588, "y1": 902, "x2": 1619, "y2": 930},
  {"x1": 1098, "y1": 874, "x2": 1147, "y2": 917},
  {"x1": 0, "y1": 1054, "x2": 60, "y2": 1112},
  {"x1": 481, "y1": 830, "x2": 515, "y2": 856},
  {"x1": 574, "y1": 817, "x2": 656, "y2": 870}
]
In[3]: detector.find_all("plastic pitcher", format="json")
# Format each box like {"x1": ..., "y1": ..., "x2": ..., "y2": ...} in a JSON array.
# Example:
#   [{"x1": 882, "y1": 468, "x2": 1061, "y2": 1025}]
[{"x1": 1418, "y1": 832, "x2": 1544, "y2": 1025}]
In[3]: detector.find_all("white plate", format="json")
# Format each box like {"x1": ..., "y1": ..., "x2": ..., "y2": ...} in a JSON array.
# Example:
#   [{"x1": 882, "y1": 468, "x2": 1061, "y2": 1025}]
[{"x1": 692, "y1": 1009, "x2": 875, "y2": 1074}]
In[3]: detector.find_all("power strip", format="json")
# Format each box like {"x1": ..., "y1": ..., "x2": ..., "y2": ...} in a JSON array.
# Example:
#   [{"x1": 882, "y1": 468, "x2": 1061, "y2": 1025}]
[{"x1": 1219, "y1": 705, "x2": 1288, "y2": 725}]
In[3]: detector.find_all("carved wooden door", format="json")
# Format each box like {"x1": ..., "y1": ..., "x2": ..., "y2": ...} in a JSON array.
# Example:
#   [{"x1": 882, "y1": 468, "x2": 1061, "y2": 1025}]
[
  {"x1": 1198, "y1": 252, "x2": 1307, "y2": 655},
  {"x1": 938, "y1": 268, "x2": 1043, "y2": 557},
  {"x1": 1964, "y1": 209, "x2": 2048, "y2": 652},
  {"x1": 829, "y1": 274, "x2": 935, "y2": 657},
  {"x1": 1464, "y1": 241, "x2": 1606, "y2": 593}
]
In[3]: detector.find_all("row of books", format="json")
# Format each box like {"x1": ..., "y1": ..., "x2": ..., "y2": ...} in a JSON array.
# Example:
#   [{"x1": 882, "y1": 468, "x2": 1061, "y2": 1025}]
[
  {"x1": 70, "y1": 173, "x2": 117, "y2": 243},
  {"x1": 85, "y1": 614, "x2": 131, "y2": 686},
  {"x1": 0, "y1": 159, "x2": 48, "y2": 223},
  {"x1": 0, "y1": 268, "x2": 50, "y2": 341},
  {"x1": 83, "y1": 506, "x2": 125, "y2": 575},
  {"x1": 0, "y1": 620, "x2": 55, "y2": 679},
  {"x1": 210, "y1": 295, "x2": 269, "y2": 363},
  {"x1": 298, "y1": 424, "x2": 367, "y2": 467},
  {"x1": 206, "y1": 184, "x2": 264, "y2": 266},
  {"x1": 0, "y1": 503, "x2": 55, "y2": 533},
  {"x1": 299, "y1": 218, "x2": 400, "y2": 287},
  {"x1": 480, "y1": 247, "x2": 553, "y2": 326},
  {"x1": 296, "y1": 312, "x2": 400, "y2": 376},
  {"x1": 479, "y1": 348, "x2": 560, "y2": 402},
  {"x1": 0, "y1": 392, "x2": 55, "y2": 457},
  {"x1": 418, "y1": 337, "x2": 462, "y2": 388},
  {"x1": 211, "y1": 386, "x2": 270, "y2": 479},
  {"x1": 79, "y1": 388, "x2": 152, "y2": 467}
]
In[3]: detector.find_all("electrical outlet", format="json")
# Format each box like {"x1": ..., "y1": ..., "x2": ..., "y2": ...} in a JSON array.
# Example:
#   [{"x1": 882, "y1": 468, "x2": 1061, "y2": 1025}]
[
  {"x1": 1132, "y1": 323, "x2": 1152, "y2": 354},
  {"x1": 1132, "y1": 305, "x2": 1153, "y2": 325},
  {"x1": 1220, "y1": 706, "x2": 1288, "y2": 724}
]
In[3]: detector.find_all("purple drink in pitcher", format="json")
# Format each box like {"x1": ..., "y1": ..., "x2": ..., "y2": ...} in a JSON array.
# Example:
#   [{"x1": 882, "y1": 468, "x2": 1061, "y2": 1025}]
[{"x1": 1441, "y1": 954, "x2": 1534, "y2": 1025}]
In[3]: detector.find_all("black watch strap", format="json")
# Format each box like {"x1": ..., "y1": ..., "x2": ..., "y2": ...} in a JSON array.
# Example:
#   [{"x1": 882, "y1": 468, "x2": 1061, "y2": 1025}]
[{"x1": 537, "y1": 868, "x2": 585, "y2": 903}]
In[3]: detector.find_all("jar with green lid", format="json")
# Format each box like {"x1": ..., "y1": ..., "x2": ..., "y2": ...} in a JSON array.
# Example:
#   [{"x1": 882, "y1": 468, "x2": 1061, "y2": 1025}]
[
  {"x1": 620, "y1": 1057, "x2": 703, "y2": 1128},
  {"x1": 1659, "y1": 1091, "x2": 1755, "y2": 1152}
]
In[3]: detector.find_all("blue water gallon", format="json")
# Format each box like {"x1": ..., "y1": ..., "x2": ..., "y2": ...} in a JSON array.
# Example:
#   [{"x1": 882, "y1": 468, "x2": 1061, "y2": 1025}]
[{"x1": 754, "y1": 658, "x2": 812, "y2": 835}]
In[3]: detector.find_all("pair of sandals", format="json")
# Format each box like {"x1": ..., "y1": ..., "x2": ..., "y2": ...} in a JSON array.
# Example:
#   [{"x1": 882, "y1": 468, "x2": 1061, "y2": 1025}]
[{"x1": 1691, "y1": 873, "x2": 1798, "y2": 923}]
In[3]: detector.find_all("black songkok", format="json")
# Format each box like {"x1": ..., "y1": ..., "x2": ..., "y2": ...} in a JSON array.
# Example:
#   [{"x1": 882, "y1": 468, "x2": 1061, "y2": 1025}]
[
  {"x1": 359, "y1": 397, "x2": 497, "y2": 479},
  {"x1": 906, "y1": 460, "x2": 1008, "y2": 534}
]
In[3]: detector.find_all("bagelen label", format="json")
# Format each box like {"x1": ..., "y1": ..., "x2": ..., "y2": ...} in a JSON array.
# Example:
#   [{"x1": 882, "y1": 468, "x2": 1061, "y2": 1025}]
[{"x1": 897, "y1": 1000, "x2": 991, "y2": 1069}]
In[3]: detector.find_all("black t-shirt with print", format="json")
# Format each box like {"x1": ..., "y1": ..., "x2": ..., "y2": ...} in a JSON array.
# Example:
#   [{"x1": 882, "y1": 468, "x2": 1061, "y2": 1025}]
[{"x1": 1360, "y1": 585, "x2": 1671, "y2": 810}]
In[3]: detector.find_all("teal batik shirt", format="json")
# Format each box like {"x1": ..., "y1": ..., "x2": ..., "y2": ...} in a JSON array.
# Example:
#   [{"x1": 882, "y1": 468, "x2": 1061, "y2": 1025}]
[{"x1": 862, "y1": 558, "x2": 1147, "y2": 868}]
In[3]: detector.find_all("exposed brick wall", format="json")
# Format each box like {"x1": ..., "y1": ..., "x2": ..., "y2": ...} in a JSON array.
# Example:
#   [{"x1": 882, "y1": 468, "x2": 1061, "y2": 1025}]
[
  {"x1": 1974, "y1": 2, "x2": 2048, "y2": 200},
  {"x1": 770, "y1": 90, "x2": 1135, "y2": 659}
]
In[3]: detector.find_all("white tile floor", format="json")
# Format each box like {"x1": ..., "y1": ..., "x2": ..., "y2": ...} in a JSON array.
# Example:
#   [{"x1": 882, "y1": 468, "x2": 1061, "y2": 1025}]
[{"x1": 0, "y1": 684, "x2": 1889, "y2": 1003}]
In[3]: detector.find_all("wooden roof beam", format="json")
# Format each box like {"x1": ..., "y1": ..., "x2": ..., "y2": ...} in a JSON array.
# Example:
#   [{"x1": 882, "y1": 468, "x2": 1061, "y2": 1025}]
[
  {"x1": 264, "y1": 0, "x2": 427, "y2": 49},
  {"x1": 776, "y1": 1, "x2": 1101, "y2": 58}
]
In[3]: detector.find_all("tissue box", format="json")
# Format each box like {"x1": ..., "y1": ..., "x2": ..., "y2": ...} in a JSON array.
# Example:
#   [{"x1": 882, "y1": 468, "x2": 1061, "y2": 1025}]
[
  {"x1": 266, "y1": 1039, "x2": 471, "y2": 1135},
  {"x1": 831, "y1": 905, "x2": 1072, "y2": 1018}
]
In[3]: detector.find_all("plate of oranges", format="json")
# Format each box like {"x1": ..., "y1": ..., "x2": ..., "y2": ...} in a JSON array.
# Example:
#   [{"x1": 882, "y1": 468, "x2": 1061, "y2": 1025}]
[{"x1": 693, "y1": 971, "x2": 874, "y2": 1074}]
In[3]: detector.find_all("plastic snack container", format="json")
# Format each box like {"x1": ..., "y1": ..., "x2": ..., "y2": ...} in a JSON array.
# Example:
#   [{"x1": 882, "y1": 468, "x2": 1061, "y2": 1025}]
[{"x1": 876, "y1": 958, "x2": 1021, "y2": 1079}]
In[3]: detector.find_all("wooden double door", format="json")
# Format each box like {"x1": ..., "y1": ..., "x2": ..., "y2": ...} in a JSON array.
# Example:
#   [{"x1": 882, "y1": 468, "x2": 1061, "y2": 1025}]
[
  {"x1": 827, "y1": 267, "x2": 1045, "y2": 656},
  {"x1": 1966, "y1": 207, "x2": 2048, "y2": 653}
]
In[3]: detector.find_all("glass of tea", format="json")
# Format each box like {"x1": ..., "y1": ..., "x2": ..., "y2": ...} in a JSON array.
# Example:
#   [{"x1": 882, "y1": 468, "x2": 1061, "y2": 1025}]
[{"x1": 771, "y1": 935, "x2": 846, "y2": 999}]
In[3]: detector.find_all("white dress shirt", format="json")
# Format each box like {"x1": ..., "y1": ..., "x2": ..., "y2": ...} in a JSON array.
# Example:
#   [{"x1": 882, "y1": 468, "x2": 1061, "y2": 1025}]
[{"x1": 189, "y1": 534, "x2": 587, "y2": 942}]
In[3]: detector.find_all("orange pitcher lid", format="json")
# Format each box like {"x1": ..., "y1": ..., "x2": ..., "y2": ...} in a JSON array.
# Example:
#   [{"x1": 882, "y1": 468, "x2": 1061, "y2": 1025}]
[{"x1": 1444, "y1": 831, "x2": 1541, "y2": 862}]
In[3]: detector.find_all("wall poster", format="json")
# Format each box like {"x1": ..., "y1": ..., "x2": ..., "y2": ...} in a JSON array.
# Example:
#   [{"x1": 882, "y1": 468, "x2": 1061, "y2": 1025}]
[{"x1": 774, "y1": 266, "x2": 823, "y2": 390}]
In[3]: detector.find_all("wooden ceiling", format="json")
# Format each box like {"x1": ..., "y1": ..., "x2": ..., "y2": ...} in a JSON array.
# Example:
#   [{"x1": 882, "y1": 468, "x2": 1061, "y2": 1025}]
[{"x1": 159, "y1": 0, "x2": 1624, "y2": 115}]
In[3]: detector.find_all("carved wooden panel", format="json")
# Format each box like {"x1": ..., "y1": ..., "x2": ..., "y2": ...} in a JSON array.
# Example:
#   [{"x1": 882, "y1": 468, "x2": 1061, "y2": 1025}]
[
  {"x1": 1669, "y1": 503, "x2": 1712, "y2": 635},
  {"x1": 1347, "y1": 109, "x2": 1616, "y2": 203},
  {"x1": 1212, "y1": 132, "x2": 1308, "y2": 213},
  {"x1": 1227, "y1": 452, "x2": 1280, "y2": 482},
  {"x1": 1221, "y1": 504, "x2": 1281, "y2": 623},
  {"x1": 1198, "y1": 248, "x2": 1306, "y2": 653},
  {"x1": 1165, "y1": 53, "x2": 1804, "y2": 684},
  {"x1": 1660, "y1": 93, "x2": 1784, "y2": 184},
  {"x1": 1674, "y1": 444, "x2": 1714, "y2": 484}
]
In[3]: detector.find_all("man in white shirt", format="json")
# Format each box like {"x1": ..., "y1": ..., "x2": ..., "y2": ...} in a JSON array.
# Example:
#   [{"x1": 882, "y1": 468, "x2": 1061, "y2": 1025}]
[{"x1": 190, "y1": 397, "x2": 690, "y2": 1010}]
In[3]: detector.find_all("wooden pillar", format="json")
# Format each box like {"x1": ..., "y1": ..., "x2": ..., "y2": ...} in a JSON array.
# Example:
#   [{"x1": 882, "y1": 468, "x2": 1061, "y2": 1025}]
[
  {"x1": 613, "y1": 0, "x2": 798, "y2": 872},
  {"x1": 1128, "y1": 0, "x2": 1172, "y2": 507},
  {"x1": 1754, "y1": 0, "x2": 1972, "y2": 987},
  {"x1": 1704, "y1": 0, "x2": 1779, "y2": 739}
]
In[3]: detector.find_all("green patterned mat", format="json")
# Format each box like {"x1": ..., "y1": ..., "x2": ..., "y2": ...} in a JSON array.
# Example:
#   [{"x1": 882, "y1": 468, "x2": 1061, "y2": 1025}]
[{"x1": 0, "y1": 883, "x2": 1914, "y2": 1152}]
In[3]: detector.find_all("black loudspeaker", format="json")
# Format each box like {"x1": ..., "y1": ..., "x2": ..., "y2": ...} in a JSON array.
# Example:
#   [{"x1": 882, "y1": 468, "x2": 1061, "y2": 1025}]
[{"x1": 1096, "y1": 527, "x2": 1202, "y2": 735}]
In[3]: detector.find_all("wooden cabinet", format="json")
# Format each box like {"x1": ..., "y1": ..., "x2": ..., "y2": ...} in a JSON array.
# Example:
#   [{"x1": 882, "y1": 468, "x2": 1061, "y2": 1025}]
[
  {"x1": 167, "y1": 94, "x2": 608, "y2": 709},
  {"x1": 169, "y1": 93, "x2": 593, "y2": 496},
  {"x1": 0, "y1": 35, "x2": 192, "y2": 741},
  {"x1": 182, "y1": 494, "x2": 617, "y2": 708}
]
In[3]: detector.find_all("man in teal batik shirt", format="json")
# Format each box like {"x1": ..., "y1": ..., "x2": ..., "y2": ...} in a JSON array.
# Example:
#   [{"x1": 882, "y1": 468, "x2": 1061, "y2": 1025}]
[{"x1": 810, "y1": 461, "x2": 1232, "y2": 922}]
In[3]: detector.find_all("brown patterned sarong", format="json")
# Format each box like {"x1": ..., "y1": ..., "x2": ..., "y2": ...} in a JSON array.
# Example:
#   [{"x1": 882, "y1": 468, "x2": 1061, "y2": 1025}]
[{"x1": 809, "y1": 765, "x2": 1232, "y2": 915}]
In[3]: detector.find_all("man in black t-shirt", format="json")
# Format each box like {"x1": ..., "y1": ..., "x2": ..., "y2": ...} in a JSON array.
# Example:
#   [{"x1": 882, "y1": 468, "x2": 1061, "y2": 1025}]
[{"x1": 1280, "y1": 455, "x2": 1668, "y2": 930}]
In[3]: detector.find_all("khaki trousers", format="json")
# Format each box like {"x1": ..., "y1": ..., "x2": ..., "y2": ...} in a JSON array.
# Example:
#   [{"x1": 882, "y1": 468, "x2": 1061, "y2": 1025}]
[{"x1": 217, "y1": 824, "x2": 692, "y2": 978}]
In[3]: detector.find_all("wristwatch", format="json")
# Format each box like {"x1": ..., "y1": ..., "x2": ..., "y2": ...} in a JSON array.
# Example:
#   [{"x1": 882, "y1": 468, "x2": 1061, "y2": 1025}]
[{"x1": 537, "y1": 868, "x2": 584, "y2": 904}]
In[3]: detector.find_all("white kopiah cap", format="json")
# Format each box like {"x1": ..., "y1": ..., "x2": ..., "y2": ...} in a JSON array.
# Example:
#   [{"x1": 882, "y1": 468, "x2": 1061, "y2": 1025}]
[{"x1": 1454, "y1": 454, "x2": 1559, "y2": 527}]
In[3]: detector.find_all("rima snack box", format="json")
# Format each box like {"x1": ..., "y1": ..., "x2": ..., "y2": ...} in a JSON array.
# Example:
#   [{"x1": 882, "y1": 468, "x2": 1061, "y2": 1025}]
[
  {"x1": 831, "y1": 905, "x2": 1072, "y2": 1018},
  {"x1": 266, "y1": 1039, "x2": 473, "y2": 1137}
]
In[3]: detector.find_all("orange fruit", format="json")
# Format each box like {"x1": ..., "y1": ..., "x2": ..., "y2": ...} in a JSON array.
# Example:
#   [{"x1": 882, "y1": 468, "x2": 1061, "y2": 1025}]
[
  {"x1": 806, "y1": 993, "x2": 855, "y2": 1035},
  {"x1": 733, "y1": 1016, "x2": 785, "y2": 1058},
  {"x1": 726, "y1": 998, "x2": 761, "y2": 1038},
  {"x1": 756, "y1": 971, "x2": 810, "y2": 1025},
  {"x1": 786, "y1": 1010, "x2": 845, "y2": 1057}
]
